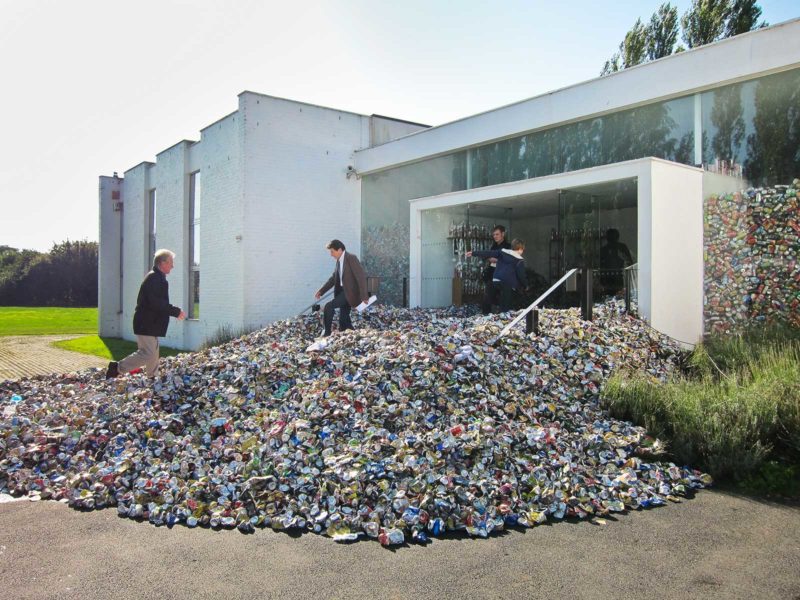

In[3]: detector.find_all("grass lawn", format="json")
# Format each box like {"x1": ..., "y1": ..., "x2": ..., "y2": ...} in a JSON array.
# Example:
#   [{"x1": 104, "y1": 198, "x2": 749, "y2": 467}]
[
  {"x1": 0, "y1": 307, "x2": 97, "y2": 335},
  {"x1": 0, "y1": 307, "x2": 183, "y2": 360},
  {"x1": 54, "y1": 335, "x2": 183, "y2": 360}
]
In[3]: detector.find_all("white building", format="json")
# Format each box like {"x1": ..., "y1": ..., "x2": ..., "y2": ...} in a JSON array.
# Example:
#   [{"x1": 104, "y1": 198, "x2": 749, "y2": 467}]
[{"x1": 100, "y1": 19, "x2": 800, "y2": 349}]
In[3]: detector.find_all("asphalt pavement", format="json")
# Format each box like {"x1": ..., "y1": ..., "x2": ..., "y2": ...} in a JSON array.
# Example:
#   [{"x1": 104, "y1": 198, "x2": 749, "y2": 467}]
[{"x1": 0, "y1": 488, "x2": 798, "y2": 600}]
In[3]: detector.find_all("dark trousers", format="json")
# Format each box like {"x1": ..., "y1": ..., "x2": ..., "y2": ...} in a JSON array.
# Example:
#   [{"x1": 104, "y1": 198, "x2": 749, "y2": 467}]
[
  {"x1": 481, "y1": 282, "x2": 516, "y2": 314},
  {"x1": 323, "y1": 289, "x2": 352, "y2": 336}
]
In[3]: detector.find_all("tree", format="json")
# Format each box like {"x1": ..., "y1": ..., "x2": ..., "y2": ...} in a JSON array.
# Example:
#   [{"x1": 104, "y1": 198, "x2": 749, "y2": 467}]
[
  {"x1": 725, "y1": 0, "x2": 766, "y2": 36},
  {"x1": 681, "y1": 0, "x2": 729, "y2": 48},
  {"x1": 648, "y1": 3, "x2": 680, "y2": 60},
  {"x1": 0, "y1": 240, "x2": 98, "y2": 306},
  {"x1": 602, "y1": 0, "x2": 767, "y2": 74},
  {"x1": 602, "y1": 18, "x2": 649, "y2": 75}
]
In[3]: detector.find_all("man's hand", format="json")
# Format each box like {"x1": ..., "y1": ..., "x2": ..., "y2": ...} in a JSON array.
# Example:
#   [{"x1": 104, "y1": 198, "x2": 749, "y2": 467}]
[
  {"x1": 177, "y1": 310, "x2": 187, "y2": 320},
  {"x1": 465, "y1": 251, "x2": 473, "y2": 258},
  {"x1": 489, "y1": 258, "x2": 498, "y2": 265},
  {"x1": 315, "y1": 292, "x2": 321, "y2": 300}
]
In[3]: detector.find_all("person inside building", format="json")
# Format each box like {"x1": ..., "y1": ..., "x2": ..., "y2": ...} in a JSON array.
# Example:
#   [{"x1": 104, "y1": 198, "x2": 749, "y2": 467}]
[
  {"x1": 315, "y1": 239, "x2": 369, "y2": 337},
  {"x1": 598, "y1": 228, "x2": 634, "y2": 296},
  {"x1": 467, "y1": 238, "x2": 528, "y2": 313},
  {"x1": 106, "y1": 249, "x2": 186, "y2": 379},
  {"x1": 483, "y1": 225, "x2": 512, "y2": 284}
]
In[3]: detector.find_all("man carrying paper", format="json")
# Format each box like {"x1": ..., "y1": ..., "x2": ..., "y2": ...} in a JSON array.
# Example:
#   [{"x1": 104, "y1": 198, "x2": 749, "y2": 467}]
[{"x1": 315, "y1": 239, "x2": 370, "y2": 337}]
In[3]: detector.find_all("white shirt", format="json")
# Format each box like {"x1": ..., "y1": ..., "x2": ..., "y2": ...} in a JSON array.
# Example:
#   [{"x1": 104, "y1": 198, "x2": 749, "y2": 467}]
[{"x1": 337, "y1": 250, "x2": 346, "y2": 286}]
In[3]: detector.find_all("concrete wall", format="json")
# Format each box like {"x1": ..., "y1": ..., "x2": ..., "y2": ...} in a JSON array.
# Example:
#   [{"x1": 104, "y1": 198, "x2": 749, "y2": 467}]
[
  {"x1": 119, "y1": 162, "x2": 155, "y2": 343},
  {"x1": 98, "y1": 175, "x2": 123, "y2": 337},
  {"x1": 186, "y1": 112, "x2": 245, "y2": 348},
  {"x1": 106, "y1": 113, "x2": 245, "y2": 351},
  {"x1": 646, "y1": 161, "x2": 705, "y2": 344},
  {"x1": 151, "y1": 141, "x2": 192, "y2": 350},
  {"x1": 102, "y1": 93, "x2": 394, "y2": 350},
  {"x1": 369, "y1": 116, "x2": 428, "y2": 147},
  {"x1": 238, "y1": 93, "x2": 369, "y2": 330}
]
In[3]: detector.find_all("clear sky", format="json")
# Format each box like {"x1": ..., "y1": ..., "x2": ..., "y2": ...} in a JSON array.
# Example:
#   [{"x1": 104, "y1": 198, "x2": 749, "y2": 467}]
[{"x1": 1, "y1": 0, "x2": 796, "y2": 252}]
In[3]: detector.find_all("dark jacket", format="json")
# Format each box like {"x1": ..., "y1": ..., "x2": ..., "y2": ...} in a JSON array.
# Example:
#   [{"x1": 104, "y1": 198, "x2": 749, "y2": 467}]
[
  {"x1": 473, "y1": 248, "x2": 528, "y2": 290},
  {"x1": 132, "y1": 268, "x2": 182, "y2": 337},
  {"x1": 483, "y1": 239, "x2": 512, "y2": 282},
  {"x1": 316, "y1": 251, "x2": 368, "y2": 308}
]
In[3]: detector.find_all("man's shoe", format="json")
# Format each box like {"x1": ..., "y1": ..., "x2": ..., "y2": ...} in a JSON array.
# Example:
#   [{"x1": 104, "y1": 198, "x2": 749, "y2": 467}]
[{"x1": 105, "y1": 361, "x2": 119, "y2": 379}]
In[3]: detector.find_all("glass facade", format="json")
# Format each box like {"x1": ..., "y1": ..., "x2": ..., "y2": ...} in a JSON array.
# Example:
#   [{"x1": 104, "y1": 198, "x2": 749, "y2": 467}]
[
  {"x1": 701, "y1": 68, "x2": 800, "y2": 185},
  {"x1": 189, "y1": 171, "x2": 201, "y2": 319},
  {"x1": 362, "y1": 67, "x2": 800, "y2": 304},
  {"x1": 148, "y1": 189, "x2": 157, "y2": 262},
  {"x1": 362, "y1": 152, "x2": 466, "y2": 305}
]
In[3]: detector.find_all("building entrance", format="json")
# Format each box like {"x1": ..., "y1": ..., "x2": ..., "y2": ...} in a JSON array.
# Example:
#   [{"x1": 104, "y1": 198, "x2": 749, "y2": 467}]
[{"x1": 418, "y1": 178, "x2": 637, "y2": 310}]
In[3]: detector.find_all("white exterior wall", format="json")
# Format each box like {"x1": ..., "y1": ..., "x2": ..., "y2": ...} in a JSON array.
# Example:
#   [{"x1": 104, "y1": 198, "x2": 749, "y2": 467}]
[
  {"x1": 369, "y1": 116, "x2": 428, "y2": 147},
  {"x1": 119, "y1": 163, "x2": 154, "y2": 343},
  {"x1": 151, "y1": 141, "x2": 192, "y2": 350},
  {"x1": 647, "y1": 161, "x2": 704, "y2": 344},
  {"x1": 101, "y1": 94, "x2": 423, "y2": 350},
  {"x1": 237, "y1": 93, "x2": 369, "y2": 329},
  {"x1": 187, "y1": 112, "x2": 245, "y2": 348},
  {"x1": 98, "y1": 175, "x2": 123, "y2": 337}
]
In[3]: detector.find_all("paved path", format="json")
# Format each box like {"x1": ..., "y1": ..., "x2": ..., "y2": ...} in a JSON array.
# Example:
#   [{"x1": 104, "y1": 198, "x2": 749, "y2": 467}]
[
  {"x1": 0, "y1": 335, "x2": 107, "y2": 381},
  {"x1": 0, "y1": 490, "x2": 798, "y2": 599}
]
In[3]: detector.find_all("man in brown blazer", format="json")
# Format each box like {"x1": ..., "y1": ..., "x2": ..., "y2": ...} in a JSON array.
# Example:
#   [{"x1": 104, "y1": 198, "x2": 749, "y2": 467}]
[{"x1": 315, "y1": 239, "x2": 369, "y2": 336}]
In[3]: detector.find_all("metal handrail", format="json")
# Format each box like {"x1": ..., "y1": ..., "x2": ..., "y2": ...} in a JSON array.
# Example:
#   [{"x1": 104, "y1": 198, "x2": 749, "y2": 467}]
[
  {"x1": 491, "y1": 268, "x2": 579, "y2": 344},
  {"x1": 297, "y1": 290, "x2": 333, "y2": 317}
]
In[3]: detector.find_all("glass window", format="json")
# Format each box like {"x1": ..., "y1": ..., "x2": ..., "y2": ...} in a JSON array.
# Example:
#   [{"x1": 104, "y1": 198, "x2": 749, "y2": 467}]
[
  {"x1": 189, "y1": 172, "x2": 200, "y2": 318},
  {"x1": 148, "y1": 189, "x2": 157, "y2": 262},
  {"x1": 702, "y1": 68, "x2": 800, "y2": 186},
  {"x1": 363, "y1": 66, "x2": 800, "y2": 305}
]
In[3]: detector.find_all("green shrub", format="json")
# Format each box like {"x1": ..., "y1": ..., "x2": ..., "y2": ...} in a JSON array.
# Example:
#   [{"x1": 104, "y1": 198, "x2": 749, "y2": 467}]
[
  {"x1": 603, "y1": 325, "x2": 800, "y2": 491},
  {"x1": 201, "y1": 325, "x2": 256, "y2": 350}
]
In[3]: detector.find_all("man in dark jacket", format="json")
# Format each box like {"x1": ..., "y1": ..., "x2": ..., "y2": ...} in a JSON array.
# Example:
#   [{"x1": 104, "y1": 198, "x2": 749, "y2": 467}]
[
  {"x1": 468, "y1": 238, "x2": 528, "y2": 313},
  {"x1": 315, "y1": 239, "x2": 368, "y2": 337},
  {"x1": 482, "y1": 225, "x2": 512, "y2": 284},
  {"x1": 106, "y1": 249, "x2": 186, "y2": 379}
]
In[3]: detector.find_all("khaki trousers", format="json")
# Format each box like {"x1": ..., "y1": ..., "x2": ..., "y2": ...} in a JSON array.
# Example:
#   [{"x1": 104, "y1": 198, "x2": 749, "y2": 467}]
[{"x1": 118, "y1": 335, "x2": 160, "y2": 377}]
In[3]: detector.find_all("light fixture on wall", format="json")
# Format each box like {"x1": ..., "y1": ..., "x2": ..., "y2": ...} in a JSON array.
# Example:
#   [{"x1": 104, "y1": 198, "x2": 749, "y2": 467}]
[{"x1": 346, "y1": 165, "x2": 359, "y2": 180}]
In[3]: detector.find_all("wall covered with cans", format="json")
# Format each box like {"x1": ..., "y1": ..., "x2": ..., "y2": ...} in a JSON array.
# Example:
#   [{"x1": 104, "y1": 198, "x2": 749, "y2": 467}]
[{"x1": 704, "y1": 180, "x2": 800, "y2": 334}]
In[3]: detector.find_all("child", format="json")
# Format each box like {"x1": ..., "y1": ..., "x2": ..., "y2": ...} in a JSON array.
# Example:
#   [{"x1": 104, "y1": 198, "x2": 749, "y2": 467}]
[{"x1": 467, "y1": 238, "x2": 528, "y2": 313}]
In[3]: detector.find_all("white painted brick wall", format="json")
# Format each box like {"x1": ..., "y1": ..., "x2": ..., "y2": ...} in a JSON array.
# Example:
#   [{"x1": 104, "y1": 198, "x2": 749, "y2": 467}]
[
  {"x1": 152, "y1": 141, "x2": 191, "y2": 350},
  {"x1": 238, "y1": 93, "x2": 367, "y2": 329},
  {"x1": 98, "y1": 175, "x2": 123, "y2": 337},
  {"x1": 104, "y1": 94, "x2": 421, "y2": 349},
  {"x1": 119, "y1": 163, "x2": 154, "y2": 342},
  {"x1": 188, "y1": 112, "x2": 245, "y2": 346}
]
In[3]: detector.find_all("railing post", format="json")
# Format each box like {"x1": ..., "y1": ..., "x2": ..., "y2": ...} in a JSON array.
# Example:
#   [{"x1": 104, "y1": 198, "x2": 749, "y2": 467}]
[
  {"x1": 581, "y1": 268, "x2": 593, "y2": 321},
  {"x1": 525, "y1": 308, "x2": 540, "y2": 335},
  {"x1": 624, "y1": 269, "x2": 631, "y2": 314}
]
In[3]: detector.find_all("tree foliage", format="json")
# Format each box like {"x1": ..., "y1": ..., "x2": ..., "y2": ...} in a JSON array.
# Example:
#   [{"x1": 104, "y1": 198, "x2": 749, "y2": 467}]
[
  {"x1": 602, "y1": 0, "x2": 767, "y2": 75},
  {"x1": 648, "y1": 2, "x2": 680, "y2": 60},
  {"x1": 0, "y1": 240, "x2": 98, "y2": 306}
]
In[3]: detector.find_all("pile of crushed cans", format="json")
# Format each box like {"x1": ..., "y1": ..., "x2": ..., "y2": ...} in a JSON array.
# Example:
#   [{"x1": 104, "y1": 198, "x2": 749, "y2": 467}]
[
  {"x1": 704, "y1": 180, "x2": 800, "y2": 334},
  {"x1": 0, "y1": 301, "x2": 711, "y2": 545}
]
